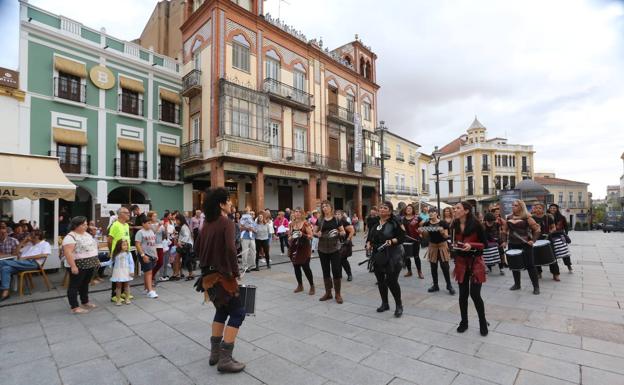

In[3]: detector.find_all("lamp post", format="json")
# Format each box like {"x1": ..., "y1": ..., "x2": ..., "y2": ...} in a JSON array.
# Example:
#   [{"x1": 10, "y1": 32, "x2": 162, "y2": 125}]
[
  {"x1": 376, "y1": 121, "x2": 388, "y2": 203},
  {"x1": 432, "y1": 145, "x2": 443, "y2": 213}
]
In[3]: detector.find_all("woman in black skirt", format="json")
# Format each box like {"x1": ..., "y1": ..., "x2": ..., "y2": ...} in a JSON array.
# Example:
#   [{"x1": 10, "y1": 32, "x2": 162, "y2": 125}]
[
  {"x1": 366, "y1": 201, "x2": 405, "y2": 317},
  {"x1": 401, "y1": 204, "x2": 424, "y2": 278}
]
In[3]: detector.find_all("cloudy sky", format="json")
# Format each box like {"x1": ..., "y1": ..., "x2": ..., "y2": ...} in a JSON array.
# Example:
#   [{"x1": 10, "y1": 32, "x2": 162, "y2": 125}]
[{"x1": 1, "y1": 0, "x2": 623, "y2": 197}]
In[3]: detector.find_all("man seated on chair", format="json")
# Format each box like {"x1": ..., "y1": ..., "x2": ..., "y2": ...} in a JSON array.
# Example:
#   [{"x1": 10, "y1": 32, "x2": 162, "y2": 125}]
[{"x1": 0, "y1": 230, "x2": 50, "y2": 301}]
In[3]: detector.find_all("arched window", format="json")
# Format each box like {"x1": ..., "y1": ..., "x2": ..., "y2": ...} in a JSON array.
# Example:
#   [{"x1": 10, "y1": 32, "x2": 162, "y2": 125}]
[
  {"x1": 365, "y1": 60, "x2": 372, "y2": 80},
  {"x1": 232, "y1": 34, "x2": 250, "y2": 72},
  {"x1": 343, "y1": 56, "x2": 352, "y2": 65}
]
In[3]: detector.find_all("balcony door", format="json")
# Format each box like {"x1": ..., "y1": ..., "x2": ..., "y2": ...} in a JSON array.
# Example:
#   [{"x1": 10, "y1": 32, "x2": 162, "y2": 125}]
[
  {"x1": 270, "y1": 121, "x2": 281, "y2": 159},
  {"x1": 328, "y1": 87, "x2": 338, "y2": 106},
  {"x1": 294, "y1": 128, "x2": 306, "y2": 164},
  {"x1": 121, "y1": 150, "x2": 140, "y2": 178},
  {"x1": 328, "y1": 135, "x2": 340, "y2": 170},
  {"x1": 57, "y1": 143, "x2": 81, "y2": 174}
]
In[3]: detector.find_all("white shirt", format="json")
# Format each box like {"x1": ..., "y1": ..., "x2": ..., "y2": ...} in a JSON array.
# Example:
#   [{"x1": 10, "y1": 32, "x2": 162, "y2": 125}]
[{"x1": 20, "y1": 240, "x2": 51, "y2": 265}]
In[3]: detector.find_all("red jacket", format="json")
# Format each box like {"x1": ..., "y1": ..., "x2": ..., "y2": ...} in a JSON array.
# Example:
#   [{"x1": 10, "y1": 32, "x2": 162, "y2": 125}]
[{"x1": 453, "y1": 231, "x2": 486, "y2": 284}]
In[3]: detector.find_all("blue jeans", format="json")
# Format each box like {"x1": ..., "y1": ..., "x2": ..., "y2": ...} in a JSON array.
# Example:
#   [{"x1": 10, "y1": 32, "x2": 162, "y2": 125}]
[{"x1": 0, "y1": 259, "x2": 38, "y2": 290}]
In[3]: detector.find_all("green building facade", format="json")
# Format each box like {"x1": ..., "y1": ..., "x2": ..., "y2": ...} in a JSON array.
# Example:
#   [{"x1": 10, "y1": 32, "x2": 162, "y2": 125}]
[{"x1": 20, "y1": 2, "x2": 184, "y2": 233}]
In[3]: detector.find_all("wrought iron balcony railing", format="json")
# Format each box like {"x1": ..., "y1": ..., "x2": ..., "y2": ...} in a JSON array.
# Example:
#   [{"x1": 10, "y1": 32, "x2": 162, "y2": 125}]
[
  {"x1": 327, "y1": 103, "x2": 354, "y2": 124},
  {"x1": 180, "y1": 139, "x2": 203, "y2": 162},
  {"x1": 48, "y1": 151, "x2": 91, "y2": 174},
  {"x1": 182, "y1": 69, "x2": 202, "y2": 96},
  {"x1": 263, "y1": 78, "x2": 314, "y2": 111},
  {"x1": 114, "y1": 158, "x2": 147, "y2": 179}
]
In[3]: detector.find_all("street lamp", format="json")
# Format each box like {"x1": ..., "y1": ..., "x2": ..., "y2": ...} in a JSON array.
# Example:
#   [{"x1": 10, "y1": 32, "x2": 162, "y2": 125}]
[
  {"x1": 432, "y1": 145, "x2": 443, "y2": 213},
  {"x1": 376, "y1": 121, "x2": 388, "y2": 202}
]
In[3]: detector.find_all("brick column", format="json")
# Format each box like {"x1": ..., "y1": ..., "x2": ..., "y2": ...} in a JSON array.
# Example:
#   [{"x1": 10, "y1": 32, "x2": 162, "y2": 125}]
[
  {"x1": 255, "y1": 167, "x2": 265, "y2": 211},
  {"x1": 210, "y1": 161, "x2": 224, "y2": 187},
  {"x1": 319, "y1": 174, "x2": 328, "y2": 202},
  {"x1": 371, "y1": 184, "x2": 380, "y2": 208},
  {"x1": 306, "y1": 174, "x2": 318, "y2": 212},
  {"x1": 355, "y1": 180, "x2": 363, "y2": 219}
]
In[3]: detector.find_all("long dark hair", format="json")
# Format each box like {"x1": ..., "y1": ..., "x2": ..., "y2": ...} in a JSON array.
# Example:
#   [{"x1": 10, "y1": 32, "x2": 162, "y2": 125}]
[
  {"x1": 204, "y1": 187, "x2": 230, "y2": 222},
  {"x1": 69, "y1": 216, "x2": 88, "y2": 231},
  {"x1": 112, "y1": 239, "x2": 129, "y2": 257},
  {"x1": 175, "y1": 213, "x2": 188, "y2": 227},
  {"x1": 401, "y1": 203, "x2": 416, "y2": 217},
  {"x1": 451, "y1": 201, "x2": 486, "y2": 243},
  {"x1": 549, "y1": 204, "x2": 567, "y2": 225}
]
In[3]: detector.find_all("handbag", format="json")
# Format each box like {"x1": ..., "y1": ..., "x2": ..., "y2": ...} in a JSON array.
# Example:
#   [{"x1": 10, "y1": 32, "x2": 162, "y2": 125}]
[{"x1": 564, "y1": 234, "x2": 571, "y2": 244}]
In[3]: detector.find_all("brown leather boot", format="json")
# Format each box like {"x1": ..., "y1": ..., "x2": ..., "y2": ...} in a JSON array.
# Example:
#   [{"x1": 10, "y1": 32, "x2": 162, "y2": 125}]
[
  {"x1": 293, "y1": 283, "x2": 304, "y2": 293},
  {"x1": 209, "y1": 336, "x2": 222, "y2": 366},
  {"x1": 333, "y1": 278, "x2": 343, "y2": 304},
  {"x1": 217, "y1": 342, "x2": 245, "y2": 373},
  {"x1": 308, "y1": 285, "x2": 315, "y2": 295},
  {"x1": 319, "y1": 278, "x2": 333, "y2": 301}
]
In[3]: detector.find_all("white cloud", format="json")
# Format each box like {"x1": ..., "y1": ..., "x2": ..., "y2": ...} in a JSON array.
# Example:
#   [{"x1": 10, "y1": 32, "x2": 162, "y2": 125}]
[{"x1": 1, "y1": 0, "x2": 622, "y2": 197}]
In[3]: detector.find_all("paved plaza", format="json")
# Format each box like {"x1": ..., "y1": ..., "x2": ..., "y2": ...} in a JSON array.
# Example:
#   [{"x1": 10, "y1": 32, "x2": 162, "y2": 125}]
[{"x1": 2, "y1": 231, "x2": 624, "y2": 385}]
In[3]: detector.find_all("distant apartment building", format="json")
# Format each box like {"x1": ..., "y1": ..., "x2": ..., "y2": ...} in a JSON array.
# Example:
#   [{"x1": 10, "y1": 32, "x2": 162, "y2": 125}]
[
  {"x1": 607, "y1": 184, "x2": 621, "y2": 210},
  {"x1": 436, "y1": 117, "x2": 535, "y2": 210},
  {"x1": 534, "y1": 173, "x2": 590, "y2": 227},
  {"x1": 381, "y1": 130, "x2": 430, "y2": 209}
]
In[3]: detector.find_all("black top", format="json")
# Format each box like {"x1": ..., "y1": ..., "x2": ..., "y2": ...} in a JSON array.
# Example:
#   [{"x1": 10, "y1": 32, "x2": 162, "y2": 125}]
[
  {"x1": 319, "y1": 217, "x2": 341, "y2": 234},
  {"x1": 532, "y1": 214, "x2": 551, "y2": 239},
  {"x1": 424, "y1": 220, "x2": 448, "y2": 244},
  {"x1": 365, "y1": 215, "x2": 380, "y2": 231},
  {"x1": 368, "y1": 217, "x2": 405, "y2": 250}
]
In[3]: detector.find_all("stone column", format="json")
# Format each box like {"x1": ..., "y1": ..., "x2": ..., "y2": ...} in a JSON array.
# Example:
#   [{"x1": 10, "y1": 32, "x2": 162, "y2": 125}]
[
  {"x1": 319, "y1": 174, "x2": 328, "y2": 202},
  {"x1": 210, "y1": 161, "x2": 224, "y2": 187},
  {"x1": 255, "y1": 167, "x2": 265, "y2": 211},
  {"x1": 355, "y1": 180, "x2": 363, "y2": 219}
]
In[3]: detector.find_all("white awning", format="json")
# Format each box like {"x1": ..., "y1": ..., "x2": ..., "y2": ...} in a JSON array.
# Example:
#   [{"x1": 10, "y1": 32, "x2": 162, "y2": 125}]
[{"x1": 0, "y1": 152, "x2": 76, "y2": 201}]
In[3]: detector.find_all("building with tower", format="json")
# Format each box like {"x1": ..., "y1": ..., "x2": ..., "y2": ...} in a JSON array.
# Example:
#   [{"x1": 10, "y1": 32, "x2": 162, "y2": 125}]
[
  {"x1": 436, "y1": 117, "x2": 535, "y2": 210},
  {"x1": 138, "y1": 0, "x2": 382, "y2": 217}
]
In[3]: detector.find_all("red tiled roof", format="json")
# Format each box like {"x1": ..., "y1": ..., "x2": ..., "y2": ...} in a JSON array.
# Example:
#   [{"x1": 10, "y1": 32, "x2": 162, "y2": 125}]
[
  {"x1": 439, "y1": 137, "x2": 464, "y2": 155},
  {"x1": 534, "y1": 176, "x2": 589, "y2": 186}
]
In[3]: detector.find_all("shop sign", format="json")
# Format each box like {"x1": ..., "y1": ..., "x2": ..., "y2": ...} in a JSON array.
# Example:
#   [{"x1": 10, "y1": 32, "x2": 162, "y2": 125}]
[
  {"x1": 223, "y1": 162, "x2": 257, "y2": 174},
  {"x1": 89, "y1": 65, "x2": 115, "y2": 90},
  {"x1": 327, "y1": 175, "x2": 358, "y2": 185},
  {"x1": 184, "y1": 163, "x2": 210, "y2": 177},
  {"x1": 0, "y1": 68, "x2": 19, "y2": 89},
  {"x1": 263, "y1": 167, "x2": 309, "y2": 180},
  {"x1": 362, "y1": 180, "x2": 378, "y2": 187}
]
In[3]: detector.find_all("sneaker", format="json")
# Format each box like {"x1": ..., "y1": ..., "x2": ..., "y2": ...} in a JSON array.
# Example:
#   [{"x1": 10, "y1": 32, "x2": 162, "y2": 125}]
[
  {"x1": 124, "y1": 299, "x2": 132, "y2": 305},
  {"x1": 142, "y1": 289, "x2": 149, "y2": 295},
  {"x1": 111, "y1": 296, "x2": 119, "y2": 303},
  {"x1": 147, "y1": 290, "x2": 159, "y2": 299},
  {"x1": 114, "y1": 300, "x2": 123, "y2": 306},
  {"x1": 158, "y1": 276, "x2": 170, "y2": 282}
]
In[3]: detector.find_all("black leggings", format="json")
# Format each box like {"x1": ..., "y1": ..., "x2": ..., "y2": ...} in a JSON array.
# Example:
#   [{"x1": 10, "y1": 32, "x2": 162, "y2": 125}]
[
  {"x1": 319, "y1": 251, "x2": 342, "y2": 279},
  {"x1": 430, "y1": 260, "x2": 452, "y2": 287},
  {"x1": 341, "y1": 257, "x2": 352, "y2": 277},
  {"x1": 374, "y1": 270, "x2": 402, "y2": 306},
  {"x1": 458, "y1": 270, "x2": 485, "y2": 322},
  {"x1": 509, "y1": 243, "x2": 539, "y2": 289},
  {"x1": 279, "y1": 235, "x2": 289, "y2": 254},
  {"x1": 67, "y1": 267, "x2": 94, "y2": 309},
  {"x1": 537, "y1": 262, "x2": 560, "y2": 276},
  {"x1": 294, "y1": 261, "x2": 314, "y2": 286},
  {"x1": 404, "y1": 243, "x2": 422, "y2": 272},
  {"x1": 255, "y1": 239, "x2": 270, "y2": 266}
]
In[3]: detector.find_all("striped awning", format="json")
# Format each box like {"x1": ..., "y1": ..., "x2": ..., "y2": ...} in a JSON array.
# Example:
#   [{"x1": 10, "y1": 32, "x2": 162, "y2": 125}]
[
  {"x1": 117, "y1": 138, "x2": 144, "y2": 153},
  {"x1": 159, "y1": 88, "x2": 180, "y2": 104},
  {"x1": 53, "y1": 127, "x2": 88, "y2": 146},
  {"x1": 54, "y1": 56, "x2": 87, "y2": 78},
  {"x1": 119, "y1": 76, "x2": 145, "y2": 93},
  {"x1": 158, "y1": 144, "x2": 180, "y2": 157}
]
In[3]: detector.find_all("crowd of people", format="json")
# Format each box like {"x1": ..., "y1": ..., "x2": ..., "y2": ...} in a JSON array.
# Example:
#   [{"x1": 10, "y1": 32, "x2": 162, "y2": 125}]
[{"x1": 0, "y1": 193, "x2": 575, "y2": 374}]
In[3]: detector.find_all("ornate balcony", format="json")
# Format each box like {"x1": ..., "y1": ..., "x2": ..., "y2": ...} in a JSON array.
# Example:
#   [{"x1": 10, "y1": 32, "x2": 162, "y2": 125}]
[
  {"x1": 182, "y1": 69, "x2": 201, "y2": 97},
  {"x1": 114, "y1": 158, "x2": 147, "y2": 179},
  {"x1": 263, "y1": 78, "x2": 314, "y2": 111},
  {"x1": 327, "y1": 103, "x2": 354, "y2": 126},
  {"x1": 180, "y1": 139, "x2": 203, "y2": 163},
  {"x1": 48, "y1": 151, "x2": 90, "y2": 174}
]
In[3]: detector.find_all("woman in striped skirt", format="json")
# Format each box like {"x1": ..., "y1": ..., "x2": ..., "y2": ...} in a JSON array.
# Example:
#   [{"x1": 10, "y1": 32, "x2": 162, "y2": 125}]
[{"x1": 483, "y1": 212, "x2": 505, "y2": 275}]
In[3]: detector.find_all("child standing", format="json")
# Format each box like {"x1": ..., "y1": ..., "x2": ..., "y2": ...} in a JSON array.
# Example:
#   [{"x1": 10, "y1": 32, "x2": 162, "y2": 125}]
[
  {"x1": 135, "y1": 220, "x2": 159, "y2": 298},
  {"x1": 105, "y1": 239, "x2": 134, "y2": 305}
]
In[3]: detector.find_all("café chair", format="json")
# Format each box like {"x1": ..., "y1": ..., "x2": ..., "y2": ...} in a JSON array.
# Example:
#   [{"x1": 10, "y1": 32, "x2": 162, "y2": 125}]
[{"x1": 18, "y1": 255, "x2": 51, "y2": 296}]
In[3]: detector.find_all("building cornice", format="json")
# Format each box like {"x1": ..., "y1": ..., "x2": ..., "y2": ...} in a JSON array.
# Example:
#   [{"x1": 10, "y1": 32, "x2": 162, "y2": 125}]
[{"x1": 0, "y1": 86, "x2": 26, "y2": 102}]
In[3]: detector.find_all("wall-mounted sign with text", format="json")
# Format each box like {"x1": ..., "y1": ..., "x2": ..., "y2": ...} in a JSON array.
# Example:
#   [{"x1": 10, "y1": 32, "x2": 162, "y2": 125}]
[
  {"x1": 89, "y1": 65, "x2": 115, "y2": 90},
  {"x1": 0, "y1": 68, "x2": 19, "y2": 89}
]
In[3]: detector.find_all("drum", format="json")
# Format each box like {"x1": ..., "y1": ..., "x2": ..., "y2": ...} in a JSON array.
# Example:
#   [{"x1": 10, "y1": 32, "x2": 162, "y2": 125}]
[
  {"x1": 483, "y1": 245, "x2": 501, "y2": 265},
  {"x1": 238, "y1": 285, "x2": 256, "y2": 315},
  {"x1": 403, "y1": 242, "x2": 414, "y2": 257},
  {"x1": 533, "y1": 239, "x2": 555, "y2": 266},
  {"x1": 506, "y1": 249, "x2": 525, "y2": 271}
]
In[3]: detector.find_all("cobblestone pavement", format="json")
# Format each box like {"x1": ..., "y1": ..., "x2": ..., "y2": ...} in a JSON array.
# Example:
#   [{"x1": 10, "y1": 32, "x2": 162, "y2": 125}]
[{"x1": 2, "y1": 231, "x2": 624, "y2": 385}]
